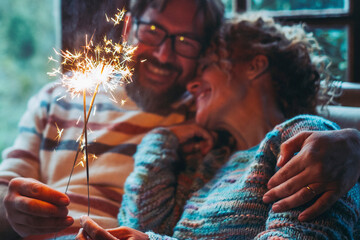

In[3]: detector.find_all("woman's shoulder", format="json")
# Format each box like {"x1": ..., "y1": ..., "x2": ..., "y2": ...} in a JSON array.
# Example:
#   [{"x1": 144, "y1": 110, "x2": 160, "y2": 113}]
[
  {"x1": 274, "y1": 114, "x2": 340, "y2": 135},
  {"x1": 258, "y1": 114, "x2": 340, "y2": 154}
]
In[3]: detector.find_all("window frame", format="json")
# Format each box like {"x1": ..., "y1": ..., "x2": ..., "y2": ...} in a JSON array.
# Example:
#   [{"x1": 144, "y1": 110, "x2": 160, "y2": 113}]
[{"x1": 235, "y1": 0, "x2": 360, "y2": 83}]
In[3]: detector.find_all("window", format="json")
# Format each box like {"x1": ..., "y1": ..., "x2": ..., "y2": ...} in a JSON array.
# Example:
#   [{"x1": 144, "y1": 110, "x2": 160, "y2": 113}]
[
  {"x1": 0, "y1": 0, "x2": 61, "y2": 156},
  {"x1": 249, "y1": 0, "x2": 348, "y2": 13},
  {"x1": 222, "y1": 0, "x2": 359, "y2": 83}
]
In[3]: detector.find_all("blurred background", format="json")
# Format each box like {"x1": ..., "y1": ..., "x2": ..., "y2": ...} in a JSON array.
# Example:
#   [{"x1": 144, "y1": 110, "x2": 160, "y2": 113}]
[{"x1": 0, "y1": 0, "x2": 359, "y2": 158}]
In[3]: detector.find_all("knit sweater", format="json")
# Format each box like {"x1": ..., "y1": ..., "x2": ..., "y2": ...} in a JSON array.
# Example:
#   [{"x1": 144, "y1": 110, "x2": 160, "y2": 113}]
[
  {"x1": 119, "y1": 115, "x2": 360, "y2": 239},
  {"x1": 0, "y1": 82, "x2": 190, "y2": 240}
]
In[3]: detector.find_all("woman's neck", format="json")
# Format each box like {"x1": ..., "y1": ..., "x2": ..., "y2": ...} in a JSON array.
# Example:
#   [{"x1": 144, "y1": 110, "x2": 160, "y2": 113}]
[{"x1": 218, "y1": 84, "x2": 285, "y2": 150}]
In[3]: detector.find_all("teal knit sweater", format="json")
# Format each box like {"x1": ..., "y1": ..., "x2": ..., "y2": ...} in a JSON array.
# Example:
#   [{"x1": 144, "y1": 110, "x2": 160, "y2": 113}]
[{"x1": 118, "y1": 115, "x2": 360, "y2": 239}]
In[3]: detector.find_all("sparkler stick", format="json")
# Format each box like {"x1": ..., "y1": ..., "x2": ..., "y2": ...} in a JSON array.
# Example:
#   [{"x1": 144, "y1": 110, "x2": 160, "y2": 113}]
[
  {"x1": 83, "y1": 89, "x2": 90, "y2": 215},
  {"x1": 64, "y1": 81, "x2": 100, "y2": 196},
  {"x1": 49, "y1": 8, "x2": 136, "y2": 219}
]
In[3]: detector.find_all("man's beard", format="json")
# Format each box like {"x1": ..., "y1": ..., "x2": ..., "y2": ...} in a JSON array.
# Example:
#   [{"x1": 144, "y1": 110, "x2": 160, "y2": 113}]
[{"x1": 126, "y1": 56, "x2": 187, "y2": 115}]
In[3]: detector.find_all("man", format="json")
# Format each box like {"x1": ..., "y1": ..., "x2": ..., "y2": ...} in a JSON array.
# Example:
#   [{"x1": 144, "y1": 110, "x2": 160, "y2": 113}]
[{"x1": 0, "y1": 0, "x2": 359, "y2": 239}]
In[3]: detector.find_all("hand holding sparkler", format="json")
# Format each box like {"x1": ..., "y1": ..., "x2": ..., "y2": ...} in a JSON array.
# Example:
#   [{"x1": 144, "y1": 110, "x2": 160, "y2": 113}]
[
  {"x1": 3, "y1": 178, "x2": 74, "y2": 238},
  {"x1": 76, "y1": 215, "x2": 148, "y2": 240}
]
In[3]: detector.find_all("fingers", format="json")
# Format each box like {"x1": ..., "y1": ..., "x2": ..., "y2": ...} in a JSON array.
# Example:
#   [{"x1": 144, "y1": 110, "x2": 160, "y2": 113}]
[
  {"x1": 278, "y1": 131, "x2": 311, "y2": 167},
  {"x1": 7, "y1": 213, "x2": 73, "y2": 236},
  {"x1": 4, "y1": 177, "x2": 73, "y2": 237},
  {"x1": 181, "y1": 139, "x2": 213, "y2": 155},
  {"x1": 171, "y1": 124, "x2": 214, "y2": 155},
  {"x1": 8, "y1": 194, "x2": 69, "y2": 217},
  {"x1": 264, "y1": 170, "x2": 309, "y2": 203},
  {"x1": 298, "y1": 191, "x2": 339, "y2": 221},
  {"x1": 4, "y1": 195, "x2": 73, "y2": 237},
  {"x1": 108, "y1": 226, "x2": 149, "y2": 240},
  {"x1": 269, "y1": 183, "x2": 322, "y2": 212},
  {"x1": 9, "y1": 207, "x2": 72, "y2": 226},
  {"x1": 76, "y1": 228, "x2": 89, "y2": 240},
  {"x1": 9, "y1": 178, "x2": 70, "y2": 206},
  {"x1": 187, "y1": 127, "x2": 214, "y2": 154},
  {"x1": 5, "y1": 178, "x2": 70, "y2": 218},
  {"x1": 267, "y1": 183, "x2": 340, "y2": 222},
  {"x1": 267, "y1": 153, "x2": 305, "y2": 189},
  {"x1": 195, "y1": 130, "x2": 214, "y2": 155},
  {"x1": 80, "y1": 215, "x2": 118, "y2": 240}
]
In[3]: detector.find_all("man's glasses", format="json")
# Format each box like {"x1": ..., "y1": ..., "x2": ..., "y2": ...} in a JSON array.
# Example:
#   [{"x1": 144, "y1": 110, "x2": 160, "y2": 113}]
[{"x1": 135, "y1": 20, "x2": 203, "y2": 59}]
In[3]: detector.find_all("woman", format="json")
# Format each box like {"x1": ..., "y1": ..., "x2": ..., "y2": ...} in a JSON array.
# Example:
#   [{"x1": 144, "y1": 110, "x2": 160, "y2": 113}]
[{"x1": 77, "y1": 15, "x2": 360, "y2": 239}]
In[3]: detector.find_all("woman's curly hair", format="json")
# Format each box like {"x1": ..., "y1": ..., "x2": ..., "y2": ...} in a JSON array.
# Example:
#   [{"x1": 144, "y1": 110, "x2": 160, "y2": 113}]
[{"x1": 200, "y1": 13, "x2": 334, "y2": 118}]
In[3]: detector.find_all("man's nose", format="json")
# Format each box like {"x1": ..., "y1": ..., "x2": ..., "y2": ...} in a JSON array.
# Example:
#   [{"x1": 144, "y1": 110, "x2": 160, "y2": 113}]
[
  {"x1": 153, "y1": 38, "x2": 175, "y2": 63},
  {"x1": 187, "y1": 80, "x2": 201, "y2": 96}
]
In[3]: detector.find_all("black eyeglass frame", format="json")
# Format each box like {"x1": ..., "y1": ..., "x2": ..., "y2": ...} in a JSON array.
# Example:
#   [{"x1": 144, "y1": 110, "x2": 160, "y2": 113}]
[{"x1": 134, "y1": 19, "x2": 204, "y2": 59}]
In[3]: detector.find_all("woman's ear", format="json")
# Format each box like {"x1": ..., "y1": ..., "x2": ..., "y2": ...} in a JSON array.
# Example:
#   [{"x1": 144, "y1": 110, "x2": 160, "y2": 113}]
[{"x1": 246, "y1": 55, "x2": 269, "y2": 80}]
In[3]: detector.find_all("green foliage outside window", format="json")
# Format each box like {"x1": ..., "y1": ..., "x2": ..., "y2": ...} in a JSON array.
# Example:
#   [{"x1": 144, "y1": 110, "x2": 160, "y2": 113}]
[
  {"x1": 312, "y1": 28, "x2": 348, "y2": 81},
  {"x1": 250, "y1": 0, "x2": 345, "y2": 11},
  {"x1": 222, "y1": 0, "x2": 234, "y2": 16},
  {"x1": 0, "y1": 0, "x2": 60, "y2": 159}
]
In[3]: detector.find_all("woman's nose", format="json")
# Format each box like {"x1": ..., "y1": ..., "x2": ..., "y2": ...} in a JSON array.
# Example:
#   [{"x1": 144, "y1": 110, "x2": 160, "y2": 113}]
[{"x1": 186, "y1": 80, "x2": 200, "y2": 96}]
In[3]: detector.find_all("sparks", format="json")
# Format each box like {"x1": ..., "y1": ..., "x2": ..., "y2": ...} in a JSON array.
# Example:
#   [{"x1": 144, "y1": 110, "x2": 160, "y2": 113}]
[
  {"x1": 54, "y1": 122, "x2": 64, "y2": 142},
  {"x1": 48, "y1": 56, "x2": 58, "y2": 63},
  {"x1": 54, "y1": 9, "x2": 136, "y2": 220},
  {"x1": 110, "y1": 8, "x2": 126, "y2": 26}
]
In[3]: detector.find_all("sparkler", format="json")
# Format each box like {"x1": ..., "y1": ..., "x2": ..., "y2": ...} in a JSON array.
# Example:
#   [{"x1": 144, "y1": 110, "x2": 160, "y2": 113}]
[{"x1": 48, "y1": 8, "x2": 136, "y2": 216}]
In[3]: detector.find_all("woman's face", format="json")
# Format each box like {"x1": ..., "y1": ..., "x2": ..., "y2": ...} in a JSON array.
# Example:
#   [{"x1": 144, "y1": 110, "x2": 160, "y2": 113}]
[{"x1": 188, "y1": 64, "x2": 247, "y2": 130}]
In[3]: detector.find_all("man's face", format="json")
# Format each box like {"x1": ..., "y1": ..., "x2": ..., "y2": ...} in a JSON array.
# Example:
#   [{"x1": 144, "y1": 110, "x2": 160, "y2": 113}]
[{"x1": 126, "y1": 0, "x2": 205, "y2": 113}]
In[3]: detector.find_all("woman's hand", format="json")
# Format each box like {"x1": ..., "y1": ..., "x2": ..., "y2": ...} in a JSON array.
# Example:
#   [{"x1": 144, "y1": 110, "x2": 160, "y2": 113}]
[
  {"x1": 168, "y1": 122, "x2": 215, "y2": 156},
  {"x1": 76, "y1": 215, "x2": 149, "y2": 240},
  {"x1": 263, "y1": 129, "x2": 360, "y2": 221}
]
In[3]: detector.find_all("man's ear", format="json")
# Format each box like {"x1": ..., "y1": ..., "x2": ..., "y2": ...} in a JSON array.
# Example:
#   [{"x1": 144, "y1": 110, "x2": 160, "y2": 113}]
[
  {"x1": 246, "y1": 55, "x2": 269, "y2": 80},
  {"x1": 122, "y1": 13, "x2": 133, "y2": 41}
]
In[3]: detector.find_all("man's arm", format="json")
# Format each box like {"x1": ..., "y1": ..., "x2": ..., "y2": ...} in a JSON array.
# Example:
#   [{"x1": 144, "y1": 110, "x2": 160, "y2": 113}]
[{"x1": 263, "y1": 128, "x2": 360, "y2": 221}]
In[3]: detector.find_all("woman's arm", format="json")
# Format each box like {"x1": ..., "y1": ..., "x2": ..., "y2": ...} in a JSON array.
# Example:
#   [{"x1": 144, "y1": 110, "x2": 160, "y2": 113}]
[
  {"x1": 119, "y1": 124, "x2": 213, "y2": 235},
  {"x1": 118, "y1": 128, "x2": 181, "y2": 235}
]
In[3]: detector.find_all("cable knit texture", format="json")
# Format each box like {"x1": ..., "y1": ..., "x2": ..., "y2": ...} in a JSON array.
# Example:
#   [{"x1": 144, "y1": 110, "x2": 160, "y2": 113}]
[{"x1": 119, "y1": 115, "x2": 360, "y2": 239}]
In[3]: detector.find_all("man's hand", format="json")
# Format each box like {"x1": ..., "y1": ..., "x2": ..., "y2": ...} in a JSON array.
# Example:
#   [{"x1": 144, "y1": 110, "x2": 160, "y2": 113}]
[
  {"x1": 263, "y1": 129, "x2": 360, "y2": 221},
  {"x1": 168, "y1": 123, "x2": 215, "y2": 156},
  {"x1": 76, "y1": 215, "x2": 149, "y2": 240},
  {"x1": 4, "y1": 177, "x2": 74, "y2": 237}
]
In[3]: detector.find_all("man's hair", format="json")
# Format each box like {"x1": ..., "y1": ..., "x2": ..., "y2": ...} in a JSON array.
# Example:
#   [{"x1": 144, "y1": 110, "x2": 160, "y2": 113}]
[
  {"x1": 129, "y1": 0, "x2": 224, "y2": 47},
  {"x1": 201, "y1": 13, "x2": 335, "y2": 118}
]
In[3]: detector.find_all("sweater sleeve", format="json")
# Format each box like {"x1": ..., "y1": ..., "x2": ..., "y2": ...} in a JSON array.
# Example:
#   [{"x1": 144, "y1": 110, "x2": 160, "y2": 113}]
[
  {"x1": 255, "y1": 115, "x2": 360, "y2": 239},
  {"x1": 0, "y1": 83, "x2": 54, "y2": 183},
  {"x1": 118, "y1": 127, "x2": 183, "y2": 236}
]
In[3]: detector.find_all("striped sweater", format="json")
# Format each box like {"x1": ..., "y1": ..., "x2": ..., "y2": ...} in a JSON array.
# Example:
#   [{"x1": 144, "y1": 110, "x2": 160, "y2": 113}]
[
  {"x1": 0, "y1": 82, "x2": 190, "y2": 240},
  {"x1": 119, "y1": 115, "x2": 360, "y2": 239}
]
